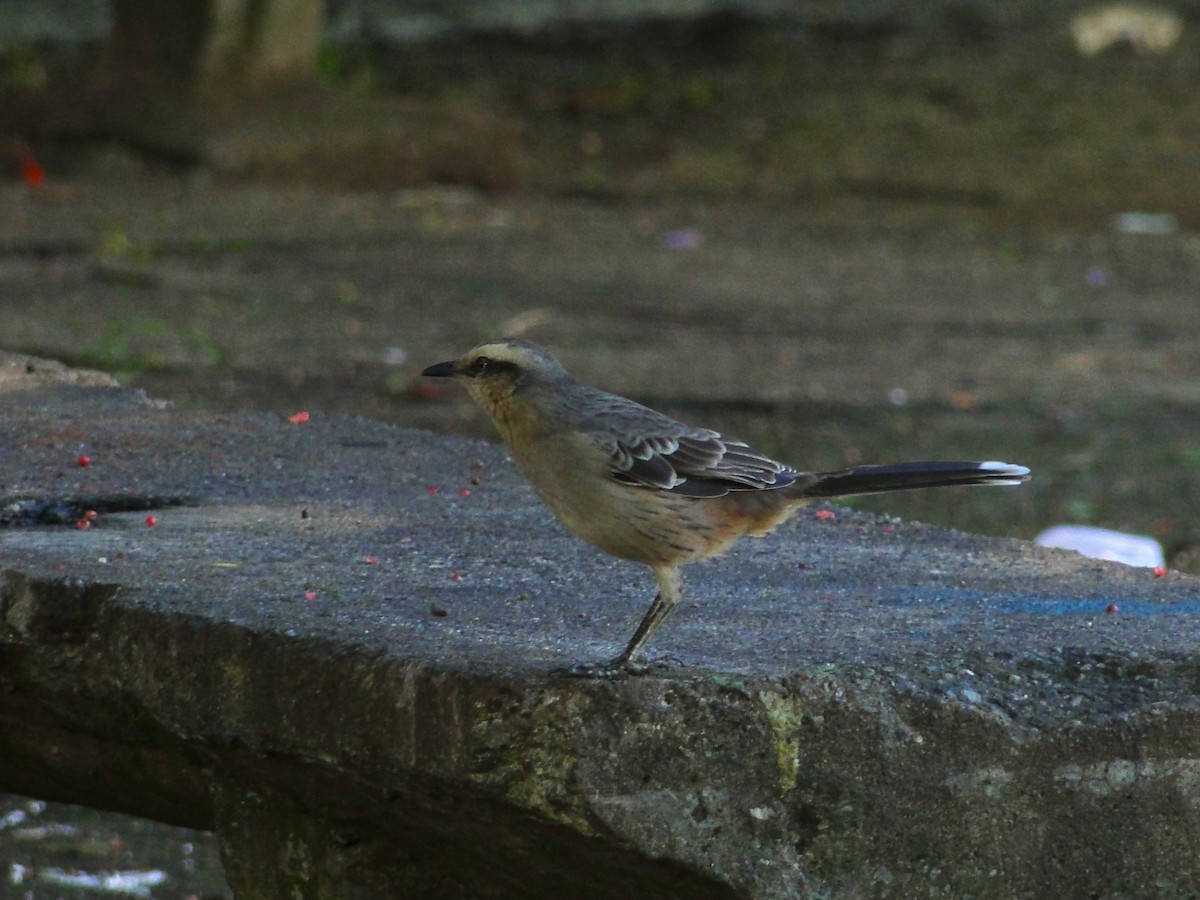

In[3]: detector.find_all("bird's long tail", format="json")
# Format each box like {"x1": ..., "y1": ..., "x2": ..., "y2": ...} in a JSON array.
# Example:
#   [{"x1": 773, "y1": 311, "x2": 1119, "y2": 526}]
[{"x1": 796, "y1": 460, "x2": 1030, "y2": 500}]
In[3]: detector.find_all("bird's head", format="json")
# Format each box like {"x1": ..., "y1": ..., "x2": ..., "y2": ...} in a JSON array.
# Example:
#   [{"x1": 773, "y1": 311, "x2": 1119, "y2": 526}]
[{"x1": 422, "y1": 338, "x2": 568, "y2": 418}]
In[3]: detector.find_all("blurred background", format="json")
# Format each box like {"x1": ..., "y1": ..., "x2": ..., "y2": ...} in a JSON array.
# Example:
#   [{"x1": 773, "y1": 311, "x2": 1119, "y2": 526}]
[{"x1": 2, "y1": 0, "x2": 1199, "y2": 895}]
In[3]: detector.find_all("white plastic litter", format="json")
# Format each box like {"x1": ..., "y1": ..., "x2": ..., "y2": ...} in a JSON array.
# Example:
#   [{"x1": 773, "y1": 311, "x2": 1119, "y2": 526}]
[
  {"x1": 1112, "y1": 212, "x2": 1177, "y2": 235},
  {"x1": 1036, "y1": 524, "x2": 1165, "y2": 569},
  {"x1": 1071, "y1": 4, "x2": 1182, "y2": 55}
]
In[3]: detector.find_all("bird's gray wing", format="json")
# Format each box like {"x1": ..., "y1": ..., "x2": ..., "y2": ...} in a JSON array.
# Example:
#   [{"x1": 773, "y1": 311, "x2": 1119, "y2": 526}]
[
  {"x1": 581, "y1": 394, "x2": 798, "y2": 496},
  {"x1": 554, "y1": 383, "x2": 798, "y2": 496},
  {"x1": 615, "y1": 432, "x2": 799, "y2": 496}
]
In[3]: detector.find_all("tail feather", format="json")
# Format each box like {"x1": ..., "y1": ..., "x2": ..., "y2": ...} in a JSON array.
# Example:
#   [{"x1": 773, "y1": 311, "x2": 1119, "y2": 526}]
[{"x1": 795, "y1": 460, "x2": 1030, "y2": 500}]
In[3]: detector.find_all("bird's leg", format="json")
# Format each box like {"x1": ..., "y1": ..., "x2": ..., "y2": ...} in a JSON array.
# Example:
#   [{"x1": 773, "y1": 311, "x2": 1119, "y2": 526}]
[
  {"x1": 610, "y1": 566, "x2": 683, "y2": 670},
  {"x1": 555, "y1": 567, "x2": 686, "y2": 678}
]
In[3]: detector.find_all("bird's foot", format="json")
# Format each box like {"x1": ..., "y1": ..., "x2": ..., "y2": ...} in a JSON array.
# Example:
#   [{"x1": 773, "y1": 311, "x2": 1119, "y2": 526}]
[
  {"x1": 551, "y1": 659, "x2": 634, "y2": 679},
  {"x1": 552, "y1": 654, "x2": 673, "y2": 679}
]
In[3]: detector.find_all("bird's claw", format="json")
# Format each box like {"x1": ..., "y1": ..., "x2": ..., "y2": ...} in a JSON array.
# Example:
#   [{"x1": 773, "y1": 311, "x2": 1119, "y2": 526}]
[
  {"x1": 551, "y1": 660, "x2": 633, "y2": 679},
  {"x1": 552, "y1": 655, "x2": 672, "y2": 679}
]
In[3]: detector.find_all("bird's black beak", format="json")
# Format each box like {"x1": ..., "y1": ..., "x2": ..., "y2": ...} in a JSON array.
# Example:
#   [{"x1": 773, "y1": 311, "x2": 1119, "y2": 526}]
[{"x1": 421, "y1": 360, "x2": 458, "y2": 378}]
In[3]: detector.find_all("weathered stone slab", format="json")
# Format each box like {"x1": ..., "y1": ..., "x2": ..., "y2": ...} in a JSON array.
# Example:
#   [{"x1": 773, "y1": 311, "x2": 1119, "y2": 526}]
[{"x1": 2, "y1": 355, "x2": 1199, "y2": 898}]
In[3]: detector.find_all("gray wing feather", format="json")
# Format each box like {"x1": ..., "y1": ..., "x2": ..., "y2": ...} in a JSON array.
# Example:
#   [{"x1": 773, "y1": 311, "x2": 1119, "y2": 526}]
[
  {"x1": 553, "y1": 382, "x2": 798, "y2": 495},
  {"x1": 592, "y1": 406, "x2": 796, "y2": 496}
]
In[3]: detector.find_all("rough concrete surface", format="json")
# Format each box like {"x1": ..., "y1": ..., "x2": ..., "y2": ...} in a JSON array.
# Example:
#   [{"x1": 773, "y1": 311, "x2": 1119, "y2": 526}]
[{"x1": 2, "y1": 354, "x2": 1199, "y2": 898}]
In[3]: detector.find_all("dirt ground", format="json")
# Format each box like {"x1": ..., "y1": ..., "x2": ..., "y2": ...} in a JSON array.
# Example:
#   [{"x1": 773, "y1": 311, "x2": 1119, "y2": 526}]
[{"x1": 3, "y1": 20, "x2": 1199, "y2": 562}]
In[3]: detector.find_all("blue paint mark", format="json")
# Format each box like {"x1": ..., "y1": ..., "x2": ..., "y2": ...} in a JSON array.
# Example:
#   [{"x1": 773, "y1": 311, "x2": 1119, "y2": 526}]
[
  {"x1": 882, "y1": 587, "x2": 1199, "y2": 617},
  {"x1": 998, "y1": 597, "x2": 1193, "y2": 618}
]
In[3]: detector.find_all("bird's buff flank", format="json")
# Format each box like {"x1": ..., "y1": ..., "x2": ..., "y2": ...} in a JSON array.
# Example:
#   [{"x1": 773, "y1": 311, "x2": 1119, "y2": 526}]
[{"x1": 423, "y1": 338, "x2": 1030, "y2": 674}]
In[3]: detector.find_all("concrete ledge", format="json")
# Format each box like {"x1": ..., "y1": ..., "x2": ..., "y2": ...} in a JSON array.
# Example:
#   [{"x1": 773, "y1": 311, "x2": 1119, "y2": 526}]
[{"x1": 2, "y1": 353, "x2": 1199, "y2": 898}]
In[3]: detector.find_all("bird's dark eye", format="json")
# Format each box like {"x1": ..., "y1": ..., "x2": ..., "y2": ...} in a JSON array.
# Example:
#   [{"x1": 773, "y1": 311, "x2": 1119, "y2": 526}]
[{"x1": 467, "y1": 356, "x2": 518, "y2": 377}]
